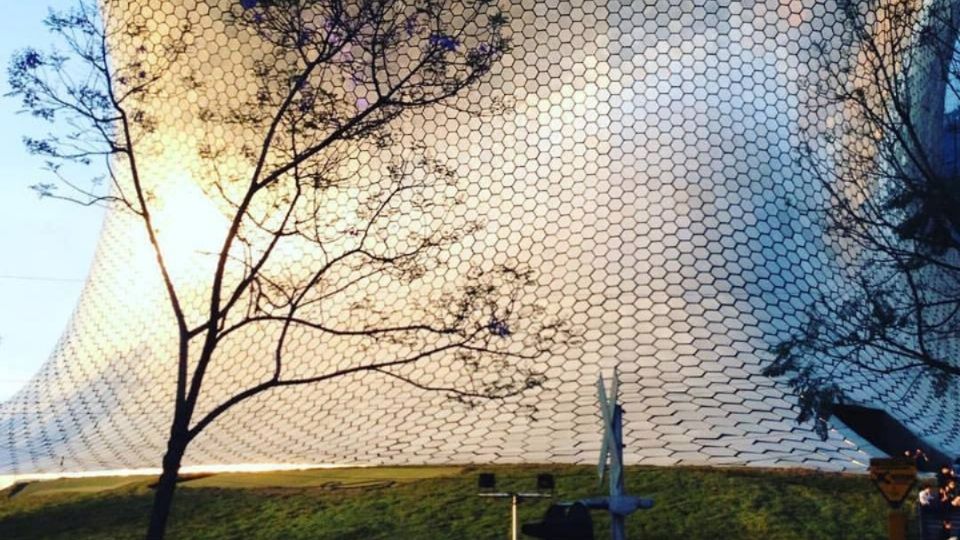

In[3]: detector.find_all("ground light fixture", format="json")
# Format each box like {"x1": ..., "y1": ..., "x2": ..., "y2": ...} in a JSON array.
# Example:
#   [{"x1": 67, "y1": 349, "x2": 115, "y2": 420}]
[{"x1": 477, "y1": 472, "x2": 554, "y2": 540}]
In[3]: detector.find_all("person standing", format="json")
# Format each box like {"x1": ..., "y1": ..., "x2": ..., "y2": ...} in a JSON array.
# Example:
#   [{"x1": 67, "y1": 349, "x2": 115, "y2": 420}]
[{"x1": 942, "y1": 521, "x2": 959, "y2": 540}]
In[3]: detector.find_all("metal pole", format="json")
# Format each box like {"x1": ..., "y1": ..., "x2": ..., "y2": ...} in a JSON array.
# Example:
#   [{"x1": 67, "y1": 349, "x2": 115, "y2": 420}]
[
  {"x1": 612, "y1": 515, "x2": 626, "y2": 540},
  {"x1": 888, "y1": 509, "x2": 906, "y2": 540},
  {"x1": 511, "y1": 494, "x2": 519, "y2": 540},
  {"x1": 611, "y1": 404, "x2": 626, "y2": 540}
]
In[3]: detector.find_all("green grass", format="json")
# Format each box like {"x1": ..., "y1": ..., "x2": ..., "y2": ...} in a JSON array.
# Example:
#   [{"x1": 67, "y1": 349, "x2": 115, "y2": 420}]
[
  {"x1": 0, "y1": 464, "x2": 897, "y2": 539},
  {"x1": 9, "y1": 476, "x2": 154, "y2": 498},
  {"x1": 182, "y1": 466, "x2": 462, "y2": 489}
]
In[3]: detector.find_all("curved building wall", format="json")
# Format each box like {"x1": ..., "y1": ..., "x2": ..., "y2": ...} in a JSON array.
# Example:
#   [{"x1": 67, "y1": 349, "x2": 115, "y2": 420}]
[{"x1": 1, "y1": 0, "x2": 953, "y2": 477}]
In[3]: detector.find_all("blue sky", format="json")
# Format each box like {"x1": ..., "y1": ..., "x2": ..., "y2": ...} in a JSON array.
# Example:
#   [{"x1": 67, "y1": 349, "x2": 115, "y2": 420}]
[{"x1": 0, "y1": 1, "x2": 105, "y2": 401}]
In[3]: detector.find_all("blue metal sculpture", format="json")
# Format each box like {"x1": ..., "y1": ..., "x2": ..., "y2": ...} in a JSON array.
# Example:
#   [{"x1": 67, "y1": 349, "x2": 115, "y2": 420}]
[{"x1": 582, "y1": 369, "x2": 654, "y2": 540}]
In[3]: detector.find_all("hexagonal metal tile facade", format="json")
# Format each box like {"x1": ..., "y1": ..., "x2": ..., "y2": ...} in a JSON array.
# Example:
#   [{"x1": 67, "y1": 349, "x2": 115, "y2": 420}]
[{"x1": 2, "y1": 0, "x2": 946, "y2": 477}]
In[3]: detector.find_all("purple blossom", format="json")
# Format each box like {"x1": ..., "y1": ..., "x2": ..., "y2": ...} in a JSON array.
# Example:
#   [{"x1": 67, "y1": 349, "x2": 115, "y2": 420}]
[
  {"x1": 429, "y1": 33, "x2": 459, "y2": 52},
  {"x1": 297, "y1": 29, "x2": 313, "y2": 47},
  {"x1": 322, "y1": 15, "x2": 346, "y2": 46},
  {"x1": 487, "y1": 318, "x2": 511, "y2": 338},
  {"x1": 299, "y1": 99, "x2": 312, "y2": 113},
  {"x1": 404, "y1": 14, "x2": 419, "y2": 37},
  {"x1": 18, "y1": 50, "x2": 44, "y2": 70}
]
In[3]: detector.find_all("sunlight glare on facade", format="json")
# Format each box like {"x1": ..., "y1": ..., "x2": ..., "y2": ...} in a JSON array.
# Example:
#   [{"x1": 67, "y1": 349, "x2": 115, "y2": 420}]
[{"x1": 2, "y1": 0, "x2": 957, "y2": 479}]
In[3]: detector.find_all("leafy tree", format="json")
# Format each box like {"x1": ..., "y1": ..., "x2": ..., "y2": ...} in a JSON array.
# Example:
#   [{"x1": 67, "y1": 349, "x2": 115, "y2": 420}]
[
  {"x1": 764, "y1": 0, "x2": 960, "y2": 439},
  {"x1": 8, "y1": 1, "x2": 565, "y2": 538}
]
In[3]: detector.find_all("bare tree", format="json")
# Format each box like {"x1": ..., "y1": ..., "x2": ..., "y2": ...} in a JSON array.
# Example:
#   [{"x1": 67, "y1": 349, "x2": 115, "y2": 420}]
[
  {"x1": 763, "y1": 0, "x2": 960, "y2": 439},
  {"x1": 8, "y1": 1, "x2": 565, "y2": 538}
]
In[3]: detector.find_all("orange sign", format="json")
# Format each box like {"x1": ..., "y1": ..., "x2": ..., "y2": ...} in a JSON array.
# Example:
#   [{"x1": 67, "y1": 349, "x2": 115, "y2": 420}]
[{"x1": 869, "y1": 458, "x2": 917, "y2": 507}]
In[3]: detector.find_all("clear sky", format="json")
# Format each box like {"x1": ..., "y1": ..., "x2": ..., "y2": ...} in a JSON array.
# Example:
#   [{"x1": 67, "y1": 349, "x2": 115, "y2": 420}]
[{"x1": 0, "y1": 2, "x2": 105, "y2": 401}]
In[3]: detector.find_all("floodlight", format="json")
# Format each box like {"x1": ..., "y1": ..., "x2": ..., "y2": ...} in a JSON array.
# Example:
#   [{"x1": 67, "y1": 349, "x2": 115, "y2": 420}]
[
  {"x1": 478, "y1": 472, "x2": 496, "y2": 490},
  {"x1": 537, "y1": 473, "x2": 555, "y2": 491}
]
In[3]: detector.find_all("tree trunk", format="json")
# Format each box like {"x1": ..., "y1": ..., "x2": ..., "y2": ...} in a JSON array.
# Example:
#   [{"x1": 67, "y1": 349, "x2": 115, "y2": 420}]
[{"x1": 146, "y1": 433, "x2": 188, "y2": 540}]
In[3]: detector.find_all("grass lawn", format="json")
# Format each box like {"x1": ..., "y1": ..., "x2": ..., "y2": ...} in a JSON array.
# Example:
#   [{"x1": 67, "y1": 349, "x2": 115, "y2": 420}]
[{"x1": 0, "y1": 464, "x2": 899, "y2": 539}]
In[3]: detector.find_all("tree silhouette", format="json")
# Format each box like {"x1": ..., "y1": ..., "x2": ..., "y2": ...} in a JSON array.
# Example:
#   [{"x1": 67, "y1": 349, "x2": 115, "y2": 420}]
[
  {"x1": 763, "y1": 0, "x2": 960, "y2": 439},
  {"x1": 8, "y1": 1, "x2": 566, "y2": 538}
]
